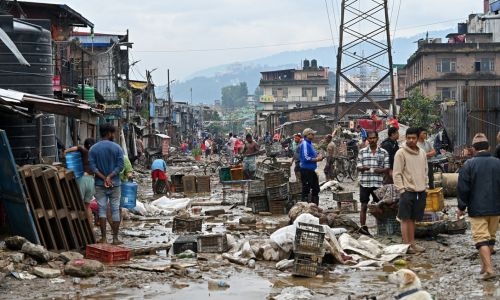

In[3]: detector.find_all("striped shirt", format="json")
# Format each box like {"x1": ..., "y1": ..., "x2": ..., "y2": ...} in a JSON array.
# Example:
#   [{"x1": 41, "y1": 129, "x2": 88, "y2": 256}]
[{"x1": 357, "y1": 146, "x2": 389, "y2": 187}]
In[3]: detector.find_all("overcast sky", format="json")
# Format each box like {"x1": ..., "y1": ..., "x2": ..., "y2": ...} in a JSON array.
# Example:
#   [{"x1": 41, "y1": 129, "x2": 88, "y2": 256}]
[{"x1": 28, "y1": 0, "x2": 483, "y2": 84}]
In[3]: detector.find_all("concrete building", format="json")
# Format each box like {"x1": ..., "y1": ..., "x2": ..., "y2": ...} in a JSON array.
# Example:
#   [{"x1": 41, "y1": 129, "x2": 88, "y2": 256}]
[
  {"x1": 256, "y1": 59, "x2": 330, "y2": 136},
  {"x1": 399, "y1": 1, "x2": 500, "y2": 147}
]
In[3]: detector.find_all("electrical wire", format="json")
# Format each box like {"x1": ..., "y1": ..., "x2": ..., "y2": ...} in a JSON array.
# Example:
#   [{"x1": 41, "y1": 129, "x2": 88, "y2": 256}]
[
  {"x1": 133, "y1": 38, "x2": 332, "y2": 53},
  {"x1": 330, "y1": 0, "x2": 339, "y2": 46},
  {"x1": 324, "y1": 0, "x2": 337, "y2": 50},
  {"x1": 391, "y1": 0, "x2": 402, "y2": 43}
]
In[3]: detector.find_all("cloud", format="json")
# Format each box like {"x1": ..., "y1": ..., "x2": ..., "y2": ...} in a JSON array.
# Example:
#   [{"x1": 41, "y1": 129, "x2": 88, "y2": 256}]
[{"x1": 26, "y1": 0, "x2": 483, "y2": 82}]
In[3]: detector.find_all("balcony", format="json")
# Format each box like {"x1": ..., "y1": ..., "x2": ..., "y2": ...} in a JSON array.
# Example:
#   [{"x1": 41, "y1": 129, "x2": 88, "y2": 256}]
[
  {"x1": 260, "y1": 95, "x2": 329, "y2": 103},
  {"x1": 259, "y1": 79, "x2": 329, "y2": 87}
]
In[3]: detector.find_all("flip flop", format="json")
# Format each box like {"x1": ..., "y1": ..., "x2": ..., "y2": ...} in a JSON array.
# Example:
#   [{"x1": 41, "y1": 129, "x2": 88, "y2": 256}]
[{"x1": 482, "y1": 273, "x2": 497, "y2": 281}]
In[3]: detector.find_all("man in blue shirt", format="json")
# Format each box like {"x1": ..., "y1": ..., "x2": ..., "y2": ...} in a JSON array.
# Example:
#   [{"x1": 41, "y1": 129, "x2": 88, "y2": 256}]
[
  {"x1": 299, "y1": 128, "x2": 324, "y2": 205},
  {"x1": 89, "y1": 123, "x2": 125, "y2": 245}
]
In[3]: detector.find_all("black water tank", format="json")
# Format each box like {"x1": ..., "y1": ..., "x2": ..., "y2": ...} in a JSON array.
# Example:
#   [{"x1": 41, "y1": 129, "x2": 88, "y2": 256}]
[
  {"x1": 311, "y1": 59, "x2": 318, "y2": 69},
  {"x1": 458, "y1": 23, "x2": 467, "y2": 34},
  {"x1": 303, "y1": 59, "x2": 310, "y2": 69},
  {"x1": 0, "y1": 113, "x2": 57, "y2": 165},
  {"x1": 0, "y1": 15, "x2": 53, "y2": 97}
]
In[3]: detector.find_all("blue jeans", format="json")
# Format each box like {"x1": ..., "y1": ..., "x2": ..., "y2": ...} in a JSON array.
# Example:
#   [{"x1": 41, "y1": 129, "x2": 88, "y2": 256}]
[{"x1": 95, "y1": 186, "x2": 121, "y2": 221}]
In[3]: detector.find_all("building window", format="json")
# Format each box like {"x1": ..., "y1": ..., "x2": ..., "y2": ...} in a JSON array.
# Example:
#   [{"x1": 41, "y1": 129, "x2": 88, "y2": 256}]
[
  {"x1": 475, "y1": 58, "x2": 494, "y2": 72},
  {"x1": 272, "y1": 87, "x2": 288, "y2": 98},
  {"x1": 436, "y1": 58, "x2": 456, "y2": 73},
  {"x1": 302, "y1": 87, "x2": 317, "y2": 97},
  {"x1": 438, "y1": 87, "x2": 456, "y2": 101}
]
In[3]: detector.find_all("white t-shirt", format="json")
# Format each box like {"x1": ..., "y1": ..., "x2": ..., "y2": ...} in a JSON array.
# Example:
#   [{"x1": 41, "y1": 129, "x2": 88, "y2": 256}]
[{"x1": 205, "y1": 140, "x2": 212, "y2": 149}]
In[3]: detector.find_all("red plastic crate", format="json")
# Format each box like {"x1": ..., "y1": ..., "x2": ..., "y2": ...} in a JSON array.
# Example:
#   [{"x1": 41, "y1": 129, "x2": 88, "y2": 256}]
[{"x1": 85, "y1": 243, "x2": 131, "y2": 263}]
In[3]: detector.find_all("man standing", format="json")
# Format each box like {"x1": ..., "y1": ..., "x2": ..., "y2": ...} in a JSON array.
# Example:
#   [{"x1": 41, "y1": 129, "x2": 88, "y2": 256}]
[
  {"x1": 89, "y1": 123, "x2": 125, "y2": 245},
  {"x1": 299, "y1": 128, "x2": 324, "y2": 205},
  {"x1": 356, "y1": 131, "x2": 389, "y2": 235},
  {"x1": 291, "y1": 133, "x2": 302, "y2": 182},
  {"x1": 494, "y1": 131, "x2": 500, "y2": 158},
  {"x1": 380, "y1": 126, "x2": 399, "y2": 184},
  {"x1": 241, "y1": 133, "x2": 260, "y2": 179},
  {"x1": 393, "y1": 127, "x2": 428, "y2": 254},
  {"x1": 417, "y1": 127, "x2": 436, "y2": 188},
  {"x1": 322, "y1": 135, "x2": 336, "y2": 180},
  {"x1": 457, "y1": 133, "x2": 500, "y2": 280}
]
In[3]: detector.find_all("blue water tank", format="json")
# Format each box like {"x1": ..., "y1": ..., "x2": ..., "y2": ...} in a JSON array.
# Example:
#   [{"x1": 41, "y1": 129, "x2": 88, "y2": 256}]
[
  {"x1": 65, "y1": 151, "x2": 84, "y2": 179},
  {"x1": 120, "y1": 181, "x2": 138, "y2": 209}
]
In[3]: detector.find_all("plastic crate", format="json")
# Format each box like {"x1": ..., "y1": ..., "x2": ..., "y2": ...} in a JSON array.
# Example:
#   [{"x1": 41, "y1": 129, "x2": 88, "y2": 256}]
[
  {"x1": 421, "y1": 212, "x2": 440, "y2": 223},
  {"x1": 279, "y1": 162, "x2": 292, "y2": 179},
  {"x1": 173, "y1": 235, "x2": 198, "y2": 254},
  {"x1": 332, "y1": 191, "x2": 354, "y2": 202},
  {"x1": 248, "y1": 180, "x2": 266, "y2": 196},
  {"x1": 266, "y1": 183, "x2": 289, "y2": 201},
  {"x1": 288, "y1": 181, "x2": 302, "y2": 195},
  {"x1": 376, "y1": 216, "x2": 401, "y2": 236},
  {"x1": 294, "y1": 222, "x2": 325, "y2": 254},
  {"x1": 171, "y1": 174, "x2": 184, "y2": 192},
  {"x1": 230, "y1": 168, "x2": 244, "y2": 180},
  {"x1": 85, "y1": 244, "x2": 131, "y2": 263},
  {"x1": 196, "y1": 175, "x2": 211, "y2": 193},
  {"x1": 292, "y1": 253, "x2": 322, "y2": 278},
  {"x1": 264, "y1": 171, "x2": 285, "y2": 188},
  {"x1": 289, "y1": 193, "x2": 303, "y2": 204},
  {"x1": 254, "y1": 162, "x2": 274, "y2": 179},
  {"x1": 265, "y1": 142, "x2": 282, "y2": 157},
  {"x1": 197, "y1": 234, "x2": 228, "y2": 253},
  {"x1": 268, "y1": 199, "x2": 286, "y2": 215},
  {"x1": 173, "y1": 216, "x2": 203, "y2": 233},
  {"x1": 425, "y1": 187, "x2": 444, "y2": 212},
  {"x1": 247, "y1": 195, "x2": 268, "y2": 213},
  {"x1": 219, "y1": 167, "x2": 231, "y2": 182}
]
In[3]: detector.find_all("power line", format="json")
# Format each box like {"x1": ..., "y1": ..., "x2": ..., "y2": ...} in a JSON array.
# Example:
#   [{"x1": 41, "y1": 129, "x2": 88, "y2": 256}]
[
  {"x1": 324, "y1": 0, "x2": 337, "y2": 50},
  {"x1": 133, "y1": 39, "x2": 333, "y2": 53},
  {"x1": 330, "y1": 0, "x2": 338, "y2": 46},
  {"x1": 391, "y1": 0, "x2": 402, "y2": 43}
]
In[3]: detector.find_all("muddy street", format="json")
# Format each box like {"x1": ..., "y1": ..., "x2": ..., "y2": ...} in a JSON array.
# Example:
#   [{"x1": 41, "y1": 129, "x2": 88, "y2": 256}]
[{"x1": 0, "y1": 159, "x2": 499, "y2": 300}]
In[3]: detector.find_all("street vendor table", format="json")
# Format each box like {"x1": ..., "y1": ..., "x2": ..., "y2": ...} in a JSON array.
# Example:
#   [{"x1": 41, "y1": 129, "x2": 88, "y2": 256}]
[{"x1": 220, "y1": 180, "x2": 253, "y2": 205}]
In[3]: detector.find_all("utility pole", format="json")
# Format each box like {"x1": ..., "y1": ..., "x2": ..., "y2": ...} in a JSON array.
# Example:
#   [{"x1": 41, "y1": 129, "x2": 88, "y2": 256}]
[
  {"x1": 167, "y1": 69, "x2": 172, "y2": 139},
  {"x1": 190, "y1": 87, "x2": 192, "y2": 105},
  {"x1": 146, "y1": 70, "x2": 152, "y2": 135},
  {"x1": 334, "y1": 0, "x2": 395, "y2": 121}
]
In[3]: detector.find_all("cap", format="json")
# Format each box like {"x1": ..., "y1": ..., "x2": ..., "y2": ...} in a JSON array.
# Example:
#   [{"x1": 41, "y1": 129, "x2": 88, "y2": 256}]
[
  {"x1": 294, "y1": 132, "x2": 302, "y2": 137},
  {"x1": 302, "y1": 128, "x2": 317, "y2": 136},
  {"x1": 472, "y1": 133, "x2": 488, "y2": 145}
]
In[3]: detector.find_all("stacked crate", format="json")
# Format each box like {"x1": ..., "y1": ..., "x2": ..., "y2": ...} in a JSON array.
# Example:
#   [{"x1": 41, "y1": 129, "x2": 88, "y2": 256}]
[
  {"x1": 173, "y1": 234, "x2": 198, "y2": 254},
  {"x1": 197, "y1": 233, "x2": 228, "y2": 253},
  {"x1": 288, "y1": 181, "x2": 302, "y2": 204},
  {"x1": 332, "y1": 191, "x2": 357, "y2": 213},
  {"x1": 292, "y1": 222, "x2": 325, "y2": 277},
  {"x1": 182, "y1": 175, "x2": 197, "y2": 196},
  {"x1": 172, "y1": 216, "x2": 203, "y2": 234},
  {"x1": 246, "y1": 180, "x2": 268, "y2": 213},
  {"x1": 265, "y1": 171, "x2": 287, "y2": 215}
]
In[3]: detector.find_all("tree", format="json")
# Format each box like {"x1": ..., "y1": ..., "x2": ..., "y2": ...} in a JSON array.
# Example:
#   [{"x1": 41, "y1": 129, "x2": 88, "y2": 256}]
[
  {"x1": 398, "y1": 88, "x2": 440, "y2": 131},
  {"x1": 221, "y1": 82, "x2": 248, "y2": 108},
  {"x1": 253, "y1": 86, "x2": 263, "y2": 102}
]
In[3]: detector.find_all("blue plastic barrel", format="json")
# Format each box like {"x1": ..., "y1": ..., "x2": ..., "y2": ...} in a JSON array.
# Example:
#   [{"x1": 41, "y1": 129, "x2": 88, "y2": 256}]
[
  {"x1": 66, "y1": 151, "x2": 84, "y2": 178},
  {"x1": 120, "y1": 181, "x2": 138, "y2": 209}
]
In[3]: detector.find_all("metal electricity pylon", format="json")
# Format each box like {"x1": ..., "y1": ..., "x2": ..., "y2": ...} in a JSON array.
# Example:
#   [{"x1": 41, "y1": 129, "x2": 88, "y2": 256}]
[{"x1": 334, "y1": 0, "x2": 396, "y2": 121}]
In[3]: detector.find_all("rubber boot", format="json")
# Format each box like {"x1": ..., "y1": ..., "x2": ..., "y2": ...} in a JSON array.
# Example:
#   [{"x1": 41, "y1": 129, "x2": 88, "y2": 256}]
[
  {"x1": 311, "y1": 195, "x2": 319, "y2": 206},
  {"x1": 98, "y1": 218, "x2": 107, "y2": 243},
  {"x1": 111, "y1": 221, "x2": 123, "y2": 245}
]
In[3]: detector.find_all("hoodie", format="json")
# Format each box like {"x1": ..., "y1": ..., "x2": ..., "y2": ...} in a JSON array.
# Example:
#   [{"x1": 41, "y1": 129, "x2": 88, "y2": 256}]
[{"x1": 393, "y1": 142, "x2": 428, "y2": 194}]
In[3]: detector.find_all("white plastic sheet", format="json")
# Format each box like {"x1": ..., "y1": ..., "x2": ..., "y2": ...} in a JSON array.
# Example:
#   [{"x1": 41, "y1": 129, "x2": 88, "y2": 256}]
[
  {"x1": 150, "y1": 196, "x2": 192, "y2": 215},
  {"x1": 338, "y1": 233, "x2": 409, "y2": 262}
]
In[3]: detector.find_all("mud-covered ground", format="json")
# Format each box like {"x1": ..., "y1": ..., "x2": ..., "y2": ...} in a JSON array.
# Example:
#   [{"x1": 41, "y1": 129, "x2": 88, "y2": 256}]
[{"x1": 1, "y1": 158, "x2": 499, "y2": 300}]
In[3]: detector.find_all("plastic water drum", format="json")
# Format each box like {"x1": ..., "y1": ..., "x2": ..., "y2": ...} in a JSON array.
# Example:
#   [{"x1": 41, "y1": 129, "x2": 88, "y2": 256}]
[
  {"x1": 65, "y1": 151, "x2": 84, "y2": 178},
  {"x1": 120, "y1": 181, "x2": 138, "y2": 209}
]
